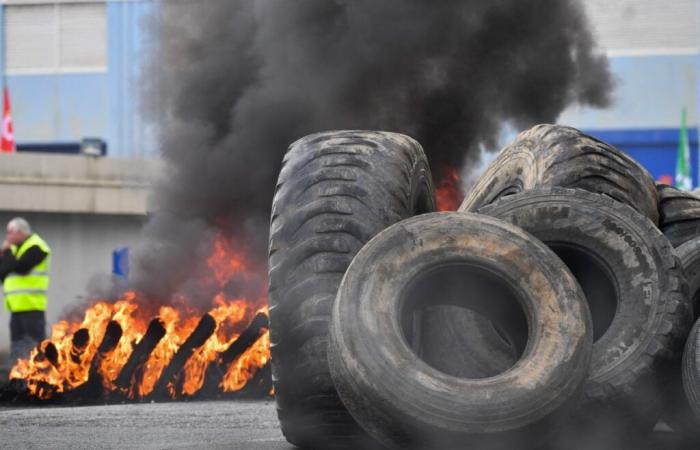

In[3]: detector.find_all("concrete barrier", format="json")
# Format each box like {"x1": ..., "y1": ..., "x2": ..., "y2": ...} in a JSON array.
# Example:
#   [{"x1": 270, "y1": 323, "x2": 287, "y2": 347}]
[{"x1": 0, "y1": 153, "x2": 161, "y2": 215}]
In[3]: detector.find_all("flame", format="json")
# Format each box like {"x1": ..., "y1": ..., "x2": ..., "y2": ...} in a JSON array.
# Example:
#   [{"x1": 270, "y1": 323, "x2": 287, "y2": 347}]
[
  {"x1": 180, "y1": 295, "x2": 248, "y2": 397},
  {"x1": 221, "y1": 329, "x2": 270, "y2": 392},
  {"x1": 99, "y1": 296, "x2": 146, "y2": 390},
  {"x1": 9, "y1": 234, "x2": 271, "y2": 401},
  {"x1": 137, "y1": 305, "x2": 198, "y2": 398},
  {"x1": 207, "y1": 236, "x2": 247, "y2": 286},
  {"x1": 9, "y1": 300, "x2": 116, "y2": 399},
  {"x1": 435, "y1": 167, "x2": 464, "y2": 211}
]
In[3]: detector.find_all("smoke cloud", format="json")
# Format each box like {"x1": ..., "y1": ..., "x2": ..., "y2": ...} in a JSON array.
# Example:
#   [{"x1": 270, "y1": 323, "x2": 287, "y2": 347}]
[{"x1": 128, "y1": 0, "x2": 612, "y2": 305}]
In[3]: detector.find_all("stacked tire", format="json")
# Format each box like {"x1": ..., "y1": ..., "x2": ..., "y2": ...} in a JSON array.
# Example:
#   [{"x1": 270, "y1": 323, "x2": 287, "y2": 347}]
[
  {"x1": 654, "y1": 185, "x2": 700, "y2": 442},
  {"x1": 478, "y1": 188, "x2": 689, "y2": 448},
  {"x1": 461, "y1": 124, "x2": 659, "y2": 224},
  {"x1": 268, "y1": 131, "x2": 434, "y2": 448},
  {"x1": 269, "y1": 125, "x2": 698, "y2": 449},
  {"x1": 658, "y1": 183, "x2": 700, "y2": 248}
]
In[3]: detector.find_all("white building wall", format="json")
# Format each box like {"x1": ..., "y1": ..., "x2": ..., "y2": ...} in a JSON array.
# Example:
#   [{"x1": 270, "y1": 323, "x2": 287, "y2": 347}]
[{"x1": 583, "y1": 0, "x2": 698, "y2": 56}]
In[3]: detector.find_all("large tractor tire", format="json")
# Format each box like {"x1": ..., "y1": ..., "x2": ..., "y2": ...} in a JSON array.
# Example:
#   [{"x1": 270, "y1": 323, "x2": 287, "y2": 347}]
[
  {"x1": 683, "y1": 318, "x2": 700, "y2": 427},
  {"x1": 329, "y1": 212, "x2": 593, "y2": 450},
  {"x1": 676, "y1": 236, "x2": 700, "y2": 318},
  {"x1": 662, "y1": 236, "x2": 700, "y2": 438},
  {"x1": 461, "y1": 124, "x2": 659, "y2": 225},
  {"x1": 479, "y1": 188, "x2": 691, "y2": 436},
  {"x1": 658, "y1": 183, "x2": 700, "y2": 247},
  {"x1": 268, "y1": 130, "x2": 435, "y2": 448}
]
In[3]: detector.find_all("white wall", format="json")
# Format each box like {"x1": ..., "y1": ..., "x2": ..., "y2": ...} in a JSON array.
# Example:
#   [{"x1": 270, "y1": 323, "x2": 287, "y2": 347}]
[{"x1": 584, "y1": 0, "x2": 698, "y2": 56}]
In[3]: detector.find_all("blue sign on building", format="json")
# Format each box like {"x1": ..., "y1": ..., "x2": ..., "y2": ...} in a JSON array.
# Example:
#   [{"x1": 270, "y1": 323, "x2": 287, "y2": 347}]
[
  {"x1": 112, "y1": 246, "x2": 129, "y2": 278},
  {"x1": 587, "y1": 128, "x2": 700, "y2": 188}
]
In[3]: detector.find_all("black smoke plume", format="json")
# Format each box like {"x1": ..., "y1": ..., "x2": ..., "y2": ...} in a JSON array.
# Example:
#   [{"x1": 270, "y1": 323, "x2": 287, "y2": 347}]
[{"x1": 129, "y1": 0, "x2": 612, "y2": 305}]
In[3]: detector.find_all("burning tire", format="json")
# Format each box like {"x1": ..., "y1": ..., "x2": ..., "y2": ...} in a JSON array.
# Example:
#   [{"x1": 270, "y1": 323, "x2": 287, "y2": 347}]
[
  {"x1": 461, "y1": 124, "x2": 659, "y2": 225},
  {"x1": 268, "y1": 130, "x2": 435, "y2": 448},
  {"x1": 658, "y1": 184, "x2": 700, "y2": 247},
  {"x1": 479, "y1": 188, "x2": 691, "y2": 431},
  {"x1": 329, "y1": 212, "x2": 593, "y2": 449}
]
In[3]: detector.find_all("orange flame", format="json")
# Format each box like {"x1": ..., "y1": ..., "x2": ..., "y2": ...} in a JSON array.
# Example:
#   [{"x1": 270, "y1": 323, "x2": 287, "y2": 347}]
[
  {"x1": 138, "y1": 305, "x2": 198, "y2": 398},
  {"x1": 435, "y1": 167, "x2": 464, "y2": 211},
  {"x1": 9, "y1": 234, "x2": 271, "y2": 401},
  {"x1": 221, "y1": 329, "x2": 270, "y2": 392},
  {"x1": 207, "y1": 236, "x2": 247, "y2": 286},
  {"x1": 179, "y1": 294, "x2": 248, "y2": 396}
]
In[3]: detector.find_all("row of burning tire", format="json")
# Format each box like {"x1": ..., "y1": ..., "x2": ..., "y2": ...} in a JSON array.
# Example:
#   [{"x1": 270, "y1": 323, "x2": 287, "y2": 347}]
[{"x1": 268, "y1": 124, "x2": 700, "y2": 449}]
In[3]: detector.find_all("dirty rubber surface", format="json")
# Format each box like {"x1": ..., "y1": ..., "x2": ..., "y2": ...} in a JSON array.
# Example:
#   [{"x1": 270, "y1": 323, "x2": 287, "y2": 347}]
[{"x1": 0, "y1": 399, "x2": 293, "y2": 450}]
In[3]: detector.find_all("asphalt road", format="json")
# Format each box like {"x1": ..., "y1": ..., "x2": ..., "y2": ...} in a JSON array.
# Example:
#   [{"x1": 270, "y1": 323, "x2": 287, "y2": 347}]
[
  {"x1": 0, "y1": 399, "x2": 696, "y2": 450},
  {"x1": 0, "y1": 400, "x2": 293, "y2": 450}
]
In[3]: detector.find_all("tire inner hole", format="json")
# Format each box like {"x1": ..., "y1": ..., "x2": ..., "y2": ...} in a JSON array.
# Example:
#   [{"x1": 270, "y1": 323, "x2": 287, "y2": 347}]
[
  {"x1": 547, "y1": 243, "x2": 617, "y2": 342},
  {"x1": 400, "y1": 263, "x2": 528, "y2": 379}
]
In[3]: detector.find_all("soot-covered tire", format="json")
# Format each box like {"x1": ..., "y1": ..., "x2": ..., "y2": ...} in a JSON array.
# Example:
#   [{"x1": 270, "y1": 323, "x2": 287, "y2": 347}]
[
  {"x1": 329, "y1": 212, "x2": 592, "y2": 450},
  {"x1": 461, "y1": 125, "x2": 659, "y2": 225},
  {"x1": 676, "y1": 237, "x2": 700, "y2": 318},
  {"x1": 268, "y1": 130, "x2": 435, "y2": 448},
  {"x1": 458, "y1": 143, "x2": 537, "y2": 212},
  {"x1": 479, "y1": 188, "x2": 691, "y2": 429},
  {"x1": 663, "y1": 238, "x2": 700, "y2": 439},
  {"x1": 658, "y1": 184, "x2": 700, "y2": 247},
  {"x1": 683, "y1": 318, "x2": 700, "y2": 426}
]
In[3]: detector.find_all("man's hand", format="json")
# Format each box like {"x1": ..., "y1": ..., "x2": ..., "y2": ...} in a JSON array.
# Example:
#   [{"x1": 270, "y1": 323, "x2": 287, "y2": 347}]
[{"x1": 1, "y1": 239, "x2": 10, "y2": 251}]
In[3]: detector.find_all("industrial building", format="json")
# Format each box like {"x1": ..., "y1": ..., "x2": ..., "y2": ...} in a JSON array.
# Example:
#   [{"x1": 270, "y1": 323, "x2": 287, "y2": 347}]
[{"x1": 563, "y1": 0, "x2": 700, "y2": 185}]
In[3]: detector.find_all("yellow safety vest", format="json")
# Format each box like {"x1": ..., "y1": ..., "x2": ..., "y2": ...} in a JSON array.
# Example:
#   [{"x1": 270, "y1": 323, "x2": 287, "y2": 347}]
[{"x1": 3, "y1": 233, "x2": 51, "y2": 312}]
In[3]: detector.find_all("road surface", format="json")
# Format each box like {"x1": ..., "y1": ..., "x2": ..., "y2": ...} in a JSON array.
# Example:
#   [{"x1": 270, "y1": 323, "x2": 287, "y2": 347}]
[
  {"x1": 0, "y1": 399, "x2": 695, "y2": 449},
  {"x1": 0, "y1": 399, "x2": 291, "y2": 450}
]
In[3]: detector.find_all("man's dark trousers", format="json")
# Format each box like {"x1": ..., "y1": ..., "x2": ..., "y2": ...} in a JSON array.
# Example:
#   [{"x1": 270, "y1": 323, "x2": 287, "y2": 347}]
[{"x1": 10, "y1": 311, "x2": 46, "y2": 362}]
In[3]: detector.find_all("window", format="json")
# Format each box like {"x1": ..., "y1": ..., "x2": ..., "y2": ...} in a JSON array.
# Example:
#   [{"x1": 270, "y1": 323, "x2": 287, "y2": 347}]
[{"x1": 5, "y1": 1, "x2": 107, "y2": 74}]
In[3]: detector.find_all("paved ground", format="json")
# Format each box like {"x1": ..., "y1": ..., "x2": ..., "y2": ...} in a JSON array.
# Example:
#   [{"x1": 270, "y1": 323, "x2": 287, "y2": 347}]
[
  {"x1": 0, "y1": 399, "x2": 696, "y2": 449},
  {"x1": 0, "y1": 400, "x2": 292, "y2": 450}
]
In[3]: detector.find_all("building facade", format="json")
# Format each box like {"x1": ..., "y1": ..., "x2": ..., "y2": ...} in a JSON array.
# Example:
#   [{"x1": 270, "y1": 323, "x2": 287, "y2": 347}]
[
  {"x1": 0, "y1": 0, "x2": 155, "y2": 159},
  {"x1": 563, "y1": 0, "x2": 700, "y2": 185},
  {"x1": 0, "y1": 0, "x2": 156, "y2": 361},
  {"x1": 1, "y1": 0, "x2": 699, "y2": 175}
]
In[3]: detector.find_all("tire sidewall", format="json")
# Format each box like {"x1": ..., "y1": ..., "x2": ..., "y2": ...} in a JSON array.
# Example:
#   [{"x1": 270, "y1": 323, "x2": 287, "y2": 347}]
[{"x1": 330, "y1": 212, "x2": 592, "y2": 448}]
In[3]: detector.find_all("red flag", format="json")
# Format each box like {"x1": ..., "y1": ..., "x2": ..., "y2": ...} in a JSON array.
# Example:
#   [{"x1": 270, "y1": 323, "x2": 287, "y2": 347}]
[{"x1": 2, "y1": 86, "x2": 16, "y2": 153}]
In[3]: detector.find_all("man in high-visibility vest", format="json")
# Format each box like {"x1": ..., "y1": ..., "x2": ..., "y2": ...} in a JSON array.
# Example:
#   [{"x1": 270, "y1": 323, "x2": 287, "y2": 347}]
[{"x1": 0, "y1": 217, "x2": 50, "y2": 361}]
